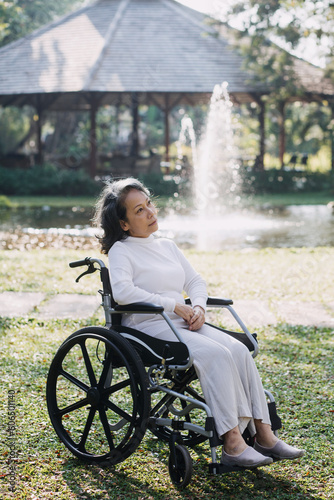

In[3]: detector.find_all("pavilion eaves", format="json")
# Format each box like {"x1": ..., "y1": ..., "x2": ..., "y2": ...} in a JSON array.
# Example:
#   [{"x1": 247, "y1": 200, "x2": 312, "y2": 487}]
[{"x1": 1, "y1": 0, "x2": 332, "y2": 111}]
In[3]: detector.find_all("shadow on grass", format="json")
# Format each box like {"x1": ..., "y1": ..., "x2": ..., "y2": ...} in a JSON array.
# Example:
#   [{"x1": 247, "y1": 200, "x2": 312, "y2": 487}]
[{"x1": 61, "y1": 452, "x2": 317, "y2": 500}]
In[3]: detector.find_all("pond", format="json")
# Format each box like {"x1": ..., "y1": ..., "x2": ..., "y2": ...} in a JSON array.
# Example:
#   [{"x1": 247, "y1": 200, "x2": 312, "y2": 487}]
[
  {"x1": 1, "y1": 203, "x2": 333, "y2": 250},
  {"x1": 158, "y1": 204, "x2": 334, "y2": 250}
]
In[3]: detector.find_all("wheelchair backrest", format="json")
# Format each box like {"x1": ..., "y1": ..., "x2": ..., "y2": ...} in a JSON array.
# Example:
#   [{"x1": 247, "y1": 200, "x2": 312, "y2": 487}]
[{"x1": 99, "y1": 261, "x2": 191, "y2": 368}]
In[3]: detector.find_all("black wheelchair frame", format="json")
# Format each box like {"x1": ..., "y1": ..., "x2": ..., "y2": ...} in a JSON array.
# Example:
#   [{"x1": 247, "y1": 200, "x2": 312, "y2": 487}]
[{"x1": 46, "y1": 257, "x2": 282, "y2": 488}]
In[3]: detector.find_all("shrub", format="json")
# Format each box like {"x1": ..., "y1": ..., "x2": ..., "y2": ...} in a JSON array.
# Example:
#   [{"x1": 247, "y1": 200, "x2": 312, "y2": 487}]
[
  {"x1": 0, "y1": 164, "x2": 101, "y2": 196},
  {"x1": 0, "y1": 195, "x2": 14, "y2": 208},
  {"x1": 241, "y1": 168, "x2": 334, "y2": 194}
]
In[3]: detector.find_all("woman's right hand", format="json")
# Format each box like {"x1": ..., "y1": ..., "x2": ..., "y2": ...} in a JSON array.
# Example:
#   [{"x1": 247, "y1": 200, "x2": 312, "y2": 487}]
[{"x1": 174, "y1": 303, "x2": 195, "y2": 325}]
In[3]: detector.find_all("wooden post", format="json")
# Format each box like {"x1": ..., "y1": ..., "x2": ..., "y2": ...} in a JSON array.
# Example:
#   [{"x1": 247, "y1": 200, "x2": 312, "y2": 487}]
[
  {"x1": 36, "y1": 113, "x2": 43, "y2": 165},
  {"x1": 35, "y1": 96, "x2": 43, "y2": 165},
  {"x1": 130, "y1": 92, "x2": 139, "y2": 157},
  {"x1": 258, "y1": 99, "x2": 265, "y2": 171},
  {"x1": 331, "y1": 104, "x2": 334, "y2": 172},
  {"x1": 164, "y1": 94, "x2": 170, "y2": 164},
  {"x1": 278, "y1": 101, "x2": 286, "y2": 169},
  {"x1": 90, "y1": 100, "x2": 98, "y2": 178}
]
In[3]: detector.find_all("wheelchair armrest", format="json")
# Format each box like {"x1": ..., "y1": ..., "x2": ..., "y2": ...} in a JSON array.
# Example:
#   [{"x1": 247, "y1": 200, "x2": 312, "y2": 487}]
[
  {"x1": 185, "y1": 297, "x2": 233, "y2": 306},
  {"x1": 207, "y1": 297, "x2": 233, "y2": 306},
  {"x1": 114, "y1": 302, "x2": 164, "y2": 314}
]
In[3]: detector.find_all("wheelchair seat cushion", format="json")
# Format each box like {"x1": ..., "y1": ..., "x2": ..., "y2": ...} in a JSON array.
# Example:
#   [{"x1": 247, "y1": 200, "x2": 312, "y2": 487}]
[{"x1": 112, "y1": 325, "x2": 190, "y2": 367}]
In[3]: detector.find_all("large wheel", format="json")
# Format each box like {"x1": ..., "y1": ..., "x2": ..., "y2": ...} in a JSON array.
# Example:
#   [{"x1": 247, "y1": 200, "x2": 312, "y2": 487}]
[
  {"x1": 46, "y1": 327, "x2": 150, "y2": 465},
  {"x1": 168, "y1": 444, "x2": 193, "y2": 488},
  {"x1": 149, "y1": 370, "x2": 207, "y2": 447}
]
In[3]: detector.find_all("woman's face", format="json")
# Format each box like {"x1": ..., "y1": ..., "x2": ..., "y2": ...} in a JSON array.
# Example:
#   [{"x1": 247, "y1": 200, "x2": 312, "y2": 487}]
[{"x1": 120, "y1": 189, "x2": 158, "y2": 238}]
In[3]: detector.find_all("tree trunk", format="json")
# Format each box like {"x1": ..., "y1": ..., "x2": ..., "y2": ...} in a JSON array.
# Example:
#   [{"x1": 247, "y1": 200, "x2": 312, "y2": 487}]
[
  {"x1": 89, "y1": 101, "x2": 97, "y2": 178},
  {"x1": 278, "y1": 101, "x2": 286, "y2": 169},
  {"x1": 164, "y1": 94, "x2": 170, "y2": 165},
  {"x1": 258, "y1": 99, "x2": 265, "y2": 171},
  {"x1": 35, "y1": 97, "x2": 44, "y2": 165},
  {"x1": 130, "y1": 92, "x2": 139, "y2": 157},
  {"x1": 331, "y1": 105, "x2": 334, "y2": 172}
]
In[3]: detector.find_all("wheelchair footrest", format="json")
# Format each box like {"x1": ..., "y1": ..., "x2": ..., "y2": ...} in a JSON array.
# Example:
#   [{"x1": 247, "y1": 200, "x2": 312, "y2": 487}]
[
  {"x1": 209, "y1": 462, "x2": 250, "y2": 474},
  {"x1": 209, "y1": 460, "x2": 274, "y2": 474}
]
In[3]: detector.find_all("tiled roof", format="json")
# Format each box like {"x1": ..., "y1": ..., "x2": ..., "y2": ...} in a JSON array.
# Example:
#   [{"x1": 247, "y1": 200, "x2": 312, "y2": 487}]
[{"x1": 0, "y1": 0, "x2": 332, "y2": 109}]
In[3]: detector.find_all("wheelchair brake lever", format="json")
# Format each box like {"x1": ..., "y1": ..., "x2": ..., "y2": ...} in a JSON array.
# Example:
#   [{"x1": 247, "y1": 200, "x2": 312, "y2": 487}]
[{"x1": 75, "y1": 263, "x2": 97, "y2": 283}]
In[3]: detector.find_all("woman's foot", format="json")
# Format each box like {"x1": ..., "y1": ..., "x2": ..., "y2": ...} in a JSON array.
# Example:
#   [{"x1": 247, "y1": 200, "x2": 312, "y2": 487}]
[
  {"x1": 254, "y1": 439, "x2": 305, "y2": 460},
  {"x1": 221, "y1": 446, "x2": 273, "y2": 468},
  {"x1": 223, "y1": 426, "x2": 248, "y2": 456}
]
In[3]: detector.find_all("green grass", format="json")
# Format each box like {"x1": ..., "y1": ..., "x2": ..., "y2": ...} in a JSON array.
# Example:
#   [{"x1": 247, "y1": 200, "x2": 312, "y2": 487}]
[
  {"x1": 1, "y1": 247, "x2": 333, "y2": 306},
  {"x1": 0, "y1": 318, "x2": 333, "y2": 499},
  {"x1": 0, "y1": 248, "x2": 333, "y2": 499},
  {"x1": 8, "y1": 196, "x2": 97, "y2": 208}
]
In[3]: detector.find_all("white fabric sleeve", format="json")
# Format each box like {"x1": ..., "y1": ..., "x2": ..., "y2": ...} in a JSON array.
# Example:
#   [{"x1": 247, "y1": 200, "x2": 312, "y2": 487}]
[
  {"x1": 172, "y1": 244, "x2": 208, "y2": 311},
  {"x1": 108, "y1": 246, "x2": 176, "y2": 312}
]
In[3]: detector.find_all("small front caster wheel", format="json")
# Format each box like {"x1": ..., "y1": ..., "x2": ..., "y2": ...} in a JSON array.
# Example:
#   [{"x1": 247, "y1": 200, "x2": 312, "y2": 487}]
[{"x1": 168, "y1": 444, "x2": 193, "y2": 488}]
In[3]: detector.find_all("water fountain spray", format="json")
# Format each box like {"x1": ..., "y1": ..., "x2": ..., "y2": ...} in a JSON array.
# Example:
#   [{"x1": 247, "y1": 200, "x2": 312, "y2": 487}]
[
  {"x1": 194, "y1": 82, "x2": 241, "y2": 213},
  {"x1": 177, "y1": 82, "x2": 241, "y2": 213}
]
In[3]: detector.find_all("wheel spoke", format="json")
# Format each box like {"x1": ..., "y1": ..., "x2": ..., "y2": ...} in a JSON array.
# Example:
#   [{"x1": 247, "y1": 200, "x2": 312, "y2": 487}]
[
  {"x1": 80, "y1": 340, "x2": 97, "y2": 386},
  {"x1": 59, "y1": 368, "x2": 89, "y2": 393},
  {"x1": 99, "y1": 409, "x2": 115, "y2": 451},
  {"x1": 58, "y1": 398, "x2": 89, "y2": 417},
  {"x1": 104, "y1": 377, "x2": 131, "y2": 396},
  {"x1": 78, "y1": 407, "x2": 96, "y2": 452},
  {"x1": 98, "y1": 348, "x2": 113, "y2": 388},
  {"x1": 104, "y1": 399, "x2": 133, "y2": 422}
]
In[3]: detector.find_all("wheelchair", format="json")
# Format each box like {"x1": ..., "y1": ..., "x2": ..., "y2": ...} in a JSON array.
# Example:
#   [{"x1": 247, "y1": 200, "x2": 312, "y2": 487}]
[{"x1": 46, "y1": 257, "x2": 282, "y2": 488}]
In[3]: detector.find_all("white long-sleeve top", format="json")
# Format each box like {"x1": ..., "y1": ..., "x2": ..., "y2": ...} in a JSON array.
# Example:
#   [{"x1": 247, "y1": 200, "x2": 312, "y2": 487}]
[
  {"x1": 108, "y1": 236, "x2": 271, "y2": 439},
  {"x1": 108, "y1": 235, "x2": 208, "y2": 331}
]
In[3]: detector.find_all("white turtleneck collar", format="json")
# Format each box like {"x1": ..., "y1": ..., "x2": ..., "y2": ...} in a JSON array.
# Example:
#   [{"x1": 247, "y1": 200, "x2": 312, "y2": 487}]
[{"x1": 124, "y1": 234, "x2": 155, "y2": 244}]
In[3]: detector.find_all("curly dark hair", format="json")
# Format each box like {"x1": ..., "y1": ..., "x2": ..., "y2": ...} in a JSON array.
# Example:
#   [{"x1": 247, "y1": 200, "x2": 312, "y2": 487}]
[{"x1": 92, "y1": 178, "x2": 151, "y2": 254}]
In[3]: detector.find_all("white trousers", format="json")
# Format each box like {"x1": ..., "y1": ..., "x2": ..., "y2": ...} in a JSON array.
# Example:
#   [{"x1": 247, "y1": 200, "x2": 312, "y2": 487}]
[{"x1": 131, "y1": 314, "x2": 271, "y2": 438}]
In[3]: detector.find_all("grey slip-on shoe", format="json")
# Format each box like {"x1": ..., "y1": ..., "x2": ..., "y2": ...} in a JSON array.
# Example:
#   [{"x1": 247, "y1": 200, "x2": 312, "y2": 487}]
[
  {"x1": 254, "y1": 439, "x2": 305, "y2": 460},
  {"x1": 221, "y1": 447, "x2": 273, "y2": 468}
]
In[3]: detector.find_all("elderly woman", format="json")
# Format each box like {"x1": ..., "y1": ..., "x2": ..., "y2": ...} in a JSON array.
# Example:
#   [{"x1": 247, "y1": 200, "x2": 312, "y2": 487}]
[{"x1": 93, "y1": 177, "x2": 304, "y2": 468}]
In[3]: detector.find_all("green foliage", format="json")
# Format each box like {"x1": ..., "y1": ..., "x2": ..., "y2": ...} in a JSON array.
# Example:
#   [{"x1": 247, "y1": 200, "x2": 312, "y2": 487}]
[
  {"x1": 242, "y1": 167, "x2": 334, "y2": 194},
  {"x1": 0, "y1": 1, "x2": 25, "y2": 46},
  {"x1": 0, "y1": 164, "x2": 101, "y2": 196},
  {"x1": 233, "y1": 100, "x2": 332, "y2": 163},
  {"x1": 140, "y1": 106, "x2": 165, "y2": 151},
  {"x1": 0, "y1": 195, "x2": 13, "y2": 208},
  {"x1": 0, "y1": 107, "x2": 32, "y2": 155},
  {"x1": 225, "y1": 0, "x2": 334, "y2": 95},
  {"x1": 0, "y1": 164, "x2": 183, "y2": 198},
  {"x1": 138, "y1": 172, "x2": 180, "y2": 197},
  {"x1": 227, "y1": 1, "x2": 299, "y2": 101},
  {"x1": 0, "y1": 0, "x2": 87, "y2": 47}
]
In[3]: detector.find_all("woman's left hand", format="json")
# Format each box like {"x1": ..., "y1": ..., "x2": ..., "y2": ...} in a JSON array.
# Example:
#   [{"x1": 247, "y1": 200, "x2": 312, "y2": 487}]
[{"x1": 188, "y1": 306, "x2": 205, "y2": 331}]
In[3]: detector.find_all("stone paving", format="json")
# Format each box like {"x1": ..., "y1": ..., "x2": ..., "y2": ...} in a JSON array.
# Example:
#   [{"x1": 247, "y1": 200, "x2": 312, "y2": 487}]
[
  {"x1": 0, "y1": 292, "x2": 101, "y2": 320},
  {"x1": 0, "y1": 291, "x2": 333, "y2": 328}
]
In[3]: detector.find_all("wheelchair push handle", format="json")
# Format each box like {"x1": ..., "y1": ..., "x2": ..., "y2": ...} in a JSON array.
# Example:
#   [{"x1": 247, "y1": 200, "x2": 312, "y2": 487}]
[
  {"x1": 69, "y1": 257, "x2": 107, "y2": 283},
  {"x1": 69, "y1": 257, "x2": 92, "y2": 268}
]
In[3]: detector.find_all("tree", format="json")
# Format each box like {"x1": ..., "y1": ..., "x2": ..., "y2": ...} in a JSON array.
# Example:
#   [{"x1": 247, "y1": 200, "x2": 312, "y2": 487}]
[
  {"x1": 224, "y1": 1, "x2": 334, "y2": 66},
  {"x1": 0, "y1": 0, "x2": 89, "y2": 47},
  {"x1": 218, "y1": 1, "x2": 334, "y2": 169}
]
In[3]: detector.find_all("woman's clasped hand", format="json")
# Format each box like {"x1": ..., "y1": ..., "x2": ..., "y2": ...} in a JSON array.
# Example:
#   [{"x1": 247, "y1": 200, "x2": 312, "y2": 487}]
[{"x1": 174, "y1": 303, "x2": 206, "y2": 331}]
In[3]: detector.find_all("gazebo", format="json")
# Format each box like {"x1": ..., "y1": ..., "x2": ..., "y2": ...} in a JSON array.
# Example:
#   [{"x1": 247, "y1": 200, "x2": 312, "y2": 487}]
[{"x1": 0, "y1": 0, "x2": 333, "y2": 175}]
